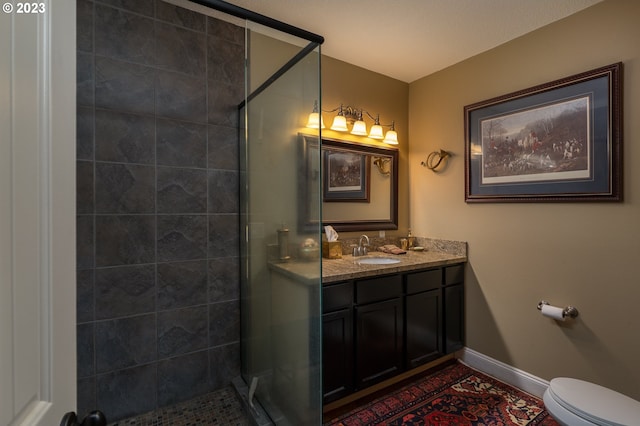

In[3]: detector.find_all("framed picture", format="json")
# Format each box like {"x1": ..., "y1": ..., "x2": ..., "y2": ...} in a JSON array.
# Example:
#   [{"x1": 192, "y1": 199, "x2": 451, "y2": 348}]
[
  {"x1": 464, "y1": 62, "x2": 622, "y2": 202},
  {"x1": 323, "y1": 147, "x2": 370, "y2": 202}
]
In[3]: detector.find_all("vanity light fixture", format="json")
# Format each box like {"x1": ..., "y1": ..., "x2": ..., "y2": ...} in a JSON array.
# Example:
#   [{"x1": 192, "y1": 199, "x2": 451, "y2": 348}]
[{"x1": 305, "y1": 102, "x2": 399, "y2": 145}]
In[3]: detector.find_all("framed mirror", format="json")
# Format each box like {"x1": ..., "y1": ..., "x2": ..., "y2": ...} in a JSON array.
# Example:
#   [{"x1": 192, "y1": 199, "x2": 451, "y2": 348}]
[{"x1": 299, "y1": 134, "x2": 398, "y2": 232}]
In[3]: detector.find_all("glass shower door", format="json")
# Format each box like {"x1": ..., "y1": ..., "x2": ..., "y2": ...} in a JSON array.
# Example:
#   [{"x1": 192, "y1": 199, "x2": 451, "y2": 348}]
[{"x1": 239, "y1": 23, "x2": 322, "y2": 425}]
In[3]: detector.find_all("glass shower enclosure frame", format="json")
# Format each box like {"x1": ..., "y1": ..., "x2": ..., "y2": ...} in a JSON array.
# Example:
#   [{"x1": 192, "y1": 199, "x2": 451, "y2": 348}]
[
  {"x1": 239, "y1": 30, "x2": 323, "y2": 425},
  {"x1": 186, "y1": 0, "x2": 324, "y2": 426},
  {"x1": 190, "y1": 1, "x2": 324, "y2": 424},
  {"x1": 238, "y1": 30, "x2": 323, "y2": 426}
]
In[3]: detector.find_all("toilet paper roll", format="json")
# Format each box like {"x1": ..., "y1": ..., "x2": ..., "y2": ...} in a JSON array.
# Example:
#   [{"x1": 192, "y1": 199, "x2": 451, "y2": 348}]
[{"x1": 541, "y1": 304, "x2": 565, "y2": 321}]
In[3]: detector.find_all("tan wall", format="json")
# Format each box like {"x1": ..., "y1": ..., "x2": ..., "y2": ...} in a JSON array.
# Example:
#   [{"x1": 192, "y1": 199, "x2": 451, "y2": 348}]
[
  {"x1": 322, "y1": 57, "x2": 410, "y2": 238},
  {"x1": 408, "y1": 0, "x2": 640, "y2": 399}
]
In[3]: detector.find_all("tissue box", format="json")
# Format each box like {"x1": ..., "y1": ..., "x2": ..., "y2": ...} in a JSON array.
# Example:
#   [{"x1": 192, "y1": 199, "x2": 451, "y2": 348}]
[{"x1": 322, "y1": 241, "x2": 342, "y2": 259}]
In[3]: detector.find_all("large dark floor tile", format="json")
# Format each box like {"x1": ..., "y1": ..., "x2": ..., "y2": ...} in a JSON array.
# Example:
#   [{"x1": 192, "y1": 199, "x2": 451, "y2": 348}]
[
  {"x1": 156, "y1": 70, "x2": 206, "y2": 122},
  {"x1": 208, "y1": 214, "x2": 239, "y2": 258},
  {"x1": 95, "y1": 56, "x2": 155, "y2": 115},
  {"x1": 95, "y1": 109, "x2": 155, "y2": 164},
  {"x1": 157, "y1": 260, "x2": 208, "y2": 310},
  {"x1": 95, "y1": 215, "x2": 155, "y2": 267},
  {"x1": 156, "y1": 1, "x2": 206, "y2": 32},
  {"x1": 157, "y1": 306, "x2": 208, "y2": 358},
  {"x1": 156, "y1": 118, "x2": 207, "y2": 168},
  {"x1": 95, "y1": 4, "x2": 154, "y2": 65},
  {"x1": 208, "y1": 257, "x2": 239, "y2": 303},
  {"x1": 157, "y1": 215, "x2": 207, "y2": 262},
  {"x1": 208, "y1": 170, "x2": 238, "y2": 213},
  {"x1": 95, "y1": 264, "x2": 156, "y2": 320},
  {"x1": 157, "y1": 351, "x2": 210, "y2": 408},
  {"x1": 95, "y1": 163, "x2": 155, "y2": 214},
  {"x1": 95, "y1": 314, "x2": 157, "y2": 373},
  {"x1": 156, "y1": 22, "x2": 206, "y2": 76},
  {"x1": 96, "y1": 363, "x2": 157, "y2": 422},
  {"x1": 209, "y1": 342, "x2": 240, "y2": 390},
  {"x1": 208, "y1": 300, "x2": 239, "y2": 347},
  {"x1": 157, "y1": 167, "x2": 207, "y2": 214}
]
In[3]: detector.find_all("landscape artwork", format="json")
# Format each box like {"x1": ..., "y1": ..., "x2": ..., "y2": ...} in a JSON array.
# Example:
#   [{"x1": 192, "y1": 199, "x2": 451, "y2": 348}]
[
  {"x1": 480, "y1": 96, "x2": 591, "y2": 185},
  {"x1": 327, "y1": 151, "x2": 364, "y2": 192},
  {"x1": 323, "y1": 149, "x2": 369, "y2": 202}
]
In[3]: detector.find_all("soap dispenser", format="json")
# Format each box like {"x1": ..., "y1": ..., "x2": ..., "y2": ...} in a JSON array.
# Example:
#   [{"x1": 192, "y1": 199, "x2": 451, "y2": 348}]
[{"x1": 407, "y1": 229, "x2": 415, "y2": 249}]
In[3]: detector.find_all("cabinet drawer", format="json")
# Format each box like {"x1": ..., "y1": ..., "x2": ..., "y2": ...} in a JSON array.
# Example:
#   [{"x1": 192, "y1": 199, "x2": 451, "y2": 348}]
[
  {"x1": 355, "y1": 274, "x2": 402, "y2": 305},
  {"x1": 405, "y1": 268, "x2": 442, "y2": 294},
  {"x1": 323, "y1": 281, "x2": 353, "y2": 313},
  {"x1": 444, "y1": 264, "x2": 465, "y2": 285},
  {"x1": 322, "y1": 281, "x2": 353, "y2": 314}
]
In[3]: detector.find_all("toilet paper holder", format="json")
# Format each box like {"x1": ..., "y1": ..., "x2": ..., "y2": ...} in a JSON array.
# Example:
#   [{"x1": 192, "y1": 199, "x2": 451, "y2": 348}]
[{"x1": 537, "y1": 300, "x2": 579, "y2": 319}]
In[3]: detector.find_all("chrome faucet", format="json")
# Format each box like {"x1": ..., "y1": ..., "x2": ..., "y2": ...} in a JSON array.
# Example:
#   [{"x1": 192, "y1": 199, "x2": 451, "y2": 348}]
[{"x1": 353, "y1": 234, "x2": 369, "y2": 257}]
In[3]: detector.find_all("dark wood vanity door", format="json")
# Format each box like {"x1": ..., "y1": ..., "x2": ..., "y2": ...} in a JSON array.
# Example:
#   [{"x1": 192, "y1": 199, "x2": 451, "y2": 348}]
[
  {"x1": 444, "y1": 283, "x2": 464, "y2": 353},
  {"x1": 322, "y1": 308, "x2": 353, "y2": 403},
  {"x1": 443, "y1": 265, "x2": 465, "y2": 353},
  {"x1": 406, "y1": 288, "x2": 442, "y2": 368},
  {"x1": 354, "y1": 298, "x2": 404, "y2": 389}
]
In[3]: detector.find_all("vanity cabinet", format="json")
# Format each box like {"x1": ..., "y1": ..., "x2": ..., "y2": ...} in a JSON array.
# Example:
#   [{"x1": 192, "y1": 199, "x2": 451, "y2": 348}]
[
  {"x1": 354, "y1": 275, "x2": 403, "y2": 389},
  {"x1": 443, "y1": 264, "x2": 465, "y2": 353},
  {"x1": 405, "y1": 269, "x2": 442, "y2": 369},
  {"x1": 322, "y1": 281, "x2": 354, "y2": 403},
  {"x1": 321, "y1": 262, "x2": 465, "y2": 404}
]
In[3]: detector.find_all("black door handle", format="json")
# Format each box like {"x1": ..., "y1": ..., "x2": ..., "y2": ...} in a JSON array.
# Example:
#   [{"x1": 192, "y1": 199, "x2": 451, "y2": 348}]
[{"x1": 60, "y1": 410, "x2": 107, "y2": 426}]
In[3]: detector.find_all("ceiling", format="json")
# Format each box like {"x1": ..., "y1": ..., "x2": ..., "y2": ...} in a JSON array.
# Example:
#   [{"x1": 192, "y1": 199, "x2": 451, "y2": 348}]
[{"x1": 217, "y1": 0, "x2": 602, "y2": 83}]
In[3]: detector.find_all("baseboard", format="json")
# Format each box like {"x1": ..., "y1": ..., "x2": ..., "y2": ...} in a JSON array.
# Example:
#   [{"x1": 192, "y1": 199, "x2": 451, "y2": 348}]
[{"x1": 457, "y1": 347, "x2": 549, "y2": 398}]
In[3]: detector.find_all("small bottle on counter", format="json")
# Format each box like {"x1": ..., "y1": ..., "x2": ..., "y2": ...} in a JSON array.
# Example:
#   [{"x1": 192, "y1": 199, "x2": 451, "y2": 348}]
[
  {"x1": 407, "y1": 229, "x2": 415, "y2": 249},
  {"x1": 277, "y1": 224, "x2": 291, "y2": 261}
]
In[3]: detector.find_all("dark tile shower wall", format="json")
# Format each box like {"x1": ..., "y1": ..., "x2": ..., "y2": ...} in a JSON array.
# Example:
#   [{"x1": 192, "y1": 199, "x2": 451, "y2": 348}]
[{"x1": 76, "y1": 0, "x2": 244, "y2": 421}]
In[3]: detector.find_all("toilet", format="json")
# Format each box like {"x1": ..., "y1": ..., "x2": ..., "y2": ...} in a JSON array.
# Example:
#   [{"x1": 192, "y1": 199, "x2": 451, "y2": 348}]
[{"x1": 543, "y1": 377, "x2": 640, "y2": 426}]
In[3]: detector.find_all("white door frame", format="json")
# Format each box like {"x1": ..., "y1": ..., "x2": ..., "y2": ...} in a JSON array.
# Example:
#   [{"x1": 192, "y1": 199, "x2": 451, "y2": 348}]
[{"x1": 0, "y1": 1, "x2": 77, "y2": 424}]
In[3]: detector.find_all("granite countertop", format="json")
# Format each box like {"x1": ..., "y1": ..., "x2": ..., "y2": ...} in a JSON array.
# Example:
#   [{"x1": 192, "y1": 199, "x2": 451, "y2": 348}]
[
  {"x1": 269, "y1": 238, "x2": 467, "y2": 285},
  {"x1": 322, "y1": 249, "x2": 467, "y2": 283}
]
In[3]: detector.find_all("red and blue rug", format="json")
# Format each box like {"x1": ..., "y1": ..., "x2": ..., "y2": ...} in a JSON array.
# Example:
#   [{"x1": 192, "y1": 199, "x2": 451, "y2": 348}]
[{"x1": 326, "y1": 362, "x2": 559, "y2": 426}]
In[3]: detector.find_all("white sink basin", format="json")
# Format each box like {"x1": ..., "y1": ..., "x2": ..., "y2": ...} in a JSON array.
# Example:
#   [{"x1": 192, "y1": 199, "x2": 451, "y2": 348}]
[{"x1": 356, "y1": 257, "x2": 401, "y2": 265}]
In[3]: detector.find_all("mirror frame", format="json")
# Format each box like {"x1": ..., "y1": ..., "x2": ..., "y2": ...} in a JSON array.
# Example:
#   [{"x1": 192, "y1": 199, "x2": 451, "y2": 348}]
[{"x1": 299, "y1": 134, "x2": 399, "y2": 232}]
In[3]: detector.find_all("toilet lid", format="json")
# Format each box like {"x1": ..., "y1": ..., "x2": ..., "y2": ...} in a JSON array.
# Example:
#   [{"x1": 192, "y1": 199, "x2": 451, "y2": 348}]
[{"x1": 549, "y1": 378, "x2": 640, "y2": 426}]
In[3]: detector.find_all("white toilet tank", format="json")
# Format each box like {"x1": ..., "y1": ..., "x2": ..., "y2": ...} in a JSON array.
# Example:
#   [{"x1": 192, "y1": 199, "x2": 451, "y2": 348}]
[{"x1": 545, "y1": 377, "x2": 640, "y2": 426}]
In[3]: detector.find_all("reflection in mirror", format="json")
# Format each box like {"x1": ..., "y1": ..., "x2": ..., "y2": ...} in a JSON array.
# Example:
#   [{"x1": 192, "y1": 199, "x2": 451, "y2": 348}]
[{"x1": 299, "y1": 134, "x2": 398, "y2": 232}]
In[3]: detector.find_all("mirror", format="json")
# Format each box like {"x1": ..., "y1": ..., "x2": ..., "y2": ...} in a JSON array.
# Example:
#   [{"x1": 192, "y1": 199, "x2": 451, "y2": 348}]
[{"x1": 299, "y1": 134, "x2": 398, "y2": 232}]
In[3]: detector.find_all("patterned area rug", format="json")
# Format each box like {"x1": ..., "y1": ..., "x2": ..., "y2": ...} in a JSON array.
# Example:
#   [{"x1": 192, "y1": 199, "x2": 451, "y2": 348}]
[{"x1": 326, "y1": 362, "x2": 559, "y2": 426}]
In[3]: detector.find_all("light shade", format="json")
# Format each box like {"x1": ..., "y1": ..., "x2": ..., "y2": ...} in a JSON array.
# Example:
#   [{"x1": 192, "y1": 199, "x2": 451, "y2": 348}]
[
  {"x1": 351, "y1": 120, "x2": 367, "y2": 136},
  {"x1": 383, "y1": 130, "x2": 399, "y2": 145},
  {"x1": 306, "y1": 112, "x2": 325, "y2": 129},
  {"x1": 330, "y1": 115, "x2": 348, "y2": 131},
  {"x1": 368, "y1": 124, "x2": 384, "y2": 139}
]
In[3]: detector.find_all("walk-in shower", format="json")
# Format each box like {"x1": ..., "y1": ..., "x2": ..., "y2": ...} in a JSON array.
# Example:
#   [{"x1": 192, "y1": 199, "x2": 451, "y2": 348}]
[{"x1": 75, "y1": 0, "x2": 323, "y2": 423}]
